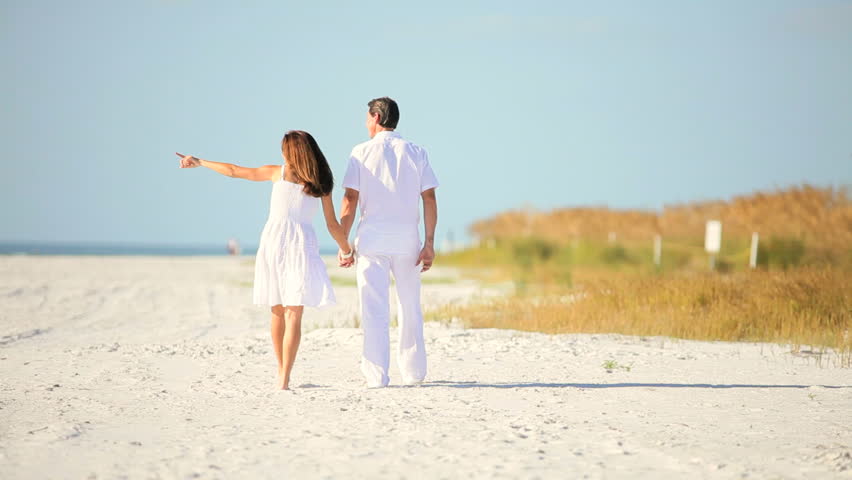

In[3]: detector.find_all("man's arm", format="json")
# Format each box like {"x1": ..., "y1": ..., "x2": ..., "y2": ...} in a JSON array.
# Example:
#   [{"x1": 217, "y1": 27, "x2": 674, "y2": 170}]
[
  {"x1": 320, "y1": 195, "x2": 353, "y2": 254},
  {"x1": 417, "y1": 188, "x2": 437, "y2": 272},
  {"x1": 340, "y1": 188, "x2": 360, "y2": 239},
  {"x1": 338, "y1": 188, "x2": 360, "y2": 267}
]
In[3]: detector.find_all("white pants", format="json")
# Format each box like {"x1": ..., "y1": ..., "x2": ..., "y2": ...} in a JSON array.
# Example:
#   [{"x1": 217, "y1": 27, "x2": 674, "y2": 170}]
[{"x1": 356, "y1": 252, "x2": 427, "y2": 387}]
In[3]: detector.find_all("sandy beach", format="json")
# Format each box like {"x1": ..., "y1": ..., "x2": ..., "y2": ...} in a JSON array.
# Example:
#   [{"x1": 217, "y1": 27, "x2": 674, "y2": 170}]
[{"x1": 1, "y1": 256, "x2": 850, "y2": 479}]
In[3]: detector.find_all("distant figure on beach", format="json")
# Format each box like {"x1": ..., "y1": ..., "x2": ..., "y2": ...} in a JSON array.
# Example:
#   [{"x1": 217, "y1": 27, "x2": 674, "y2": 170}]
[
  {"x1": 227, "y1": 238, "x2": 240, "y2": 256},
  {"x1": 177, "y1": 131, "x2": 353, "y2": 390},
  {"x1": 338, "y1": 97, "x2": 439, "y2": 387}
]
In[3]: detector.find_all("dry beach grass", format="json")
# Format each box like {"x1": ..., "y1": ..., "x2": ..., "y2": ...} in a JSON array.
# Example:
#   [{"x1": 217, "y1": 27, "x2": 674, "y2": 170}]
[
  {"x1": 434, "y1": 267, "x2": 851, "y2": 367},
  {"x1": 440, "y1": 185, "x2": 852, "y2": 368}
]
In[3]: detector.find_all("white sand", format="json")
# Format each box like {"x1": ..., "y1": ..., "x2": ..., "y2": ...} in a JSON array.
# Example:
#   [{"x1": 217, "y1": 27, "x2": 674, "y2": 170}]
[{"x1": 1, "y1": 256, "x2": 850, "y2": 479}]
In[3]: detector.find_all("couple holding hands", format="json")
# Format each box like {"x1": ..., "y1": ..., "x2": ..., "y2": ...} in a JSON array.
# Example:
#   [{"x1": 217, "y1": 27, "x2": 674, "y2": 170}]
[{"x1": 178, "y1": 97, "x2": 439, "y2": 390}]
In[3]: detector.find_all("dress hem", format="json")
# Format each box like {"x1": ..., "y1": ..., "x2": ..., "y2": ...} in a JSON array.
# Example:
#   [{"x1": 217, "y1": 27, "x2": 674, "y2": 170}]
[{"x1": 252, "y1": 299, "x2": 337, "y2": 309}]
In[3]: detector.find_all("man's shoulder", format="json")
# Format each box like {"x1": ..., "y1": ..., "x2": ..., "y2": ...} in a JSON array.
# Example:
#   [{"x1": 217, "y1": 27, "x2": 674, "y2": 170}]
[
  {"x1": 350, "y1": 134, "x2": 428, "y2": 159},
  {"x1": 394, "y1": 136, "x2": 427, "y2": 157},
  {"x1": 349, "y1": 139, "x2": 374, "y2": 159}
]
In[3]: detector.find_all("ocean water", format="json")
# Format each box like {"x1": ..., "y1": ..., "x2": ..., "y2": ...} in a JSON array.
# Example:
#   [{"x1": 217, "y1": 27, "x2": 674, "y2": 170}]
[{"x1": 0, "y1": 242, "x2": 338, "y2": 256}]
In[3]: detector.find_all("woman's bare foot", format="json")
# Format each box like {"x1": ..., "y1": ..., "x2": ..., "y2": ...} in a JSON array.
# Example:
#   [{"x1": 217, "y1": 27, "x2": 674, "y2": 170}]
[{"x1": 277, "y1": 369, "x2": 290, "y2": 390}]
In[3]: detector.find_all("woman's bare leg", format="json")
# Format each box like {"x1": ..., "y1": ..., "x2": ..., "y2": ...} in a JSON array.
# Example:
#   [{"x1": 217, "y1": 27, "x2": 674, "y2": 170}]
[
  {"x1": 270, "y1": 305, "x2": 287, "y2": 389},
  {"x1": 280, "y1": 306, "x2": 304, "y2": 390}
]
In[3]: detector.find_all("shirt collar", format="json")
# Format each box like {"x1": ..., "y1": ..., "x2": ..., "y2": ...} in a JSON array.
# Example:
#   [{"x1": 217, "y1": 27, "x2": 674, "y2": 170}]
[{"x1": 373, "y1": 130, "x2": 401, "y2": 140}]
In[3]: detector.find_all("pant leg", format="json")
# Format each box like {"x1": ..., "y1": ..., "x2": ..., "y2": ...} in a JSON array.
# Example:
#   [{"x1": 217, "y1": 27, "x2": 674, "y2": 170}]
[
  {"x1": 356, "y1": 253, "x2": 391, "y2": 387},
  {"x1": 390, "y1": 253, "x2": 427, "y2": 383}
]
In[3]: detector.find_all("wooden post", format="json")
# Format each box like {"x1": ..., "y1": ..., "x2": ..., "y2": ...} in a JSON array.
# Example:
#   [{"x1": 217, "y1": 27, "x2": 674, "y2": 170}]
[
  {"x1": 705, "y1": 220, "x2": 722, "y2": 271},
  {"x1": 653, "y1": 234, "x2": 662, "y2": 267},
  {"x1": 749, "y1": 232, "x2": 759, "y2": 269}
]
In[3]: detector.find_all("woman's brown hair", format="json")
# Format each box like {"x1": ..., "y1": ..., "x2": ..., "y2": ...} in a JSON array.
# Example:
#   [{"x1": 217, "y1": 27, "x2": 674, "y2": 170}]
[{"x1": 281, "y1": 130, "x2": 334, "y2": 197}]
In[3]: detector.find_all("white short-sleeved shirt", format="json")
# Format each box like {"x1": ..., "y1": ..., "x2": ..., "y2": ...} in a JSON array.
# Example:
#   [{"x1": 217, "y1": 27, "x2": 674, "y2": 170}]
[{"x1": 342, "y1": 130, "x2": 439, "y2": 255}]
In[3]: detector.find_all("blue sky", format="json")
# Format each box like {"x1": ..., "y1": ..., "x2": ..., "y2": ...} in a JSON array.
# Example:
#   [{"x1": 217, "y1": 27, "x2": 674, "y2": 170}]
[{"x1": 2, "y1": 0, "x2": 851, "y2": 250}]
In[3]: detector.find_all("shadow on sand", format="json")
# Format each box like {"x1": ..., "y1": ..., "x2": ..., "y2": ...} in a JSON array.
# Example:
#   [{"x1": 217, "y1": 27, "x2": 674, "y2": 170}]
[{"x1": 418, "y1": 380, "x2": 851, "y2": 389}]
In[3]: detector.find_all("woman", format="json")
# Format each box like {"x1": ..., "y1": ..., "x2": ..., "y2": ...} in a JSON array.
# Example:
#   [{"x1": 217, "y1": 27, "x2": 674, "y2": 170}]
[{"x1": 177, "y1": 130, "x2": 352, "y2": 390}]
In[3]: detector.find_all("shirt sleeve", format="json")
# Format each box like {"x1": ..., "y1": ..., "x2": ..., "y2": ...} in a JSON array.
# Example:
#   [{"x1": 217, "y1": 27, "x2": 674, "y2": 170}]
[
  {"x1": 342, "y1": 152, "x2": 360, "y2": 191},
  {"x1": 420, "y1": 150, "x2": 439, "y2": 192}
]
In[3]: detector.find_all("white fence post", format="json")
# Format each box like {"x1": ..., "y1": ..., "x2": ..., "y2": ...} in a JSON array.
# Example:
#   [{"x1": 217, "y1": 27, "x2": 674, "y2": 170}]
[
  {"x1": 705, "y1": 220, "x2": 722, "y2": 271},
  {"x1": 749, "y1": 232, "x2": 759, "y2": 269}
]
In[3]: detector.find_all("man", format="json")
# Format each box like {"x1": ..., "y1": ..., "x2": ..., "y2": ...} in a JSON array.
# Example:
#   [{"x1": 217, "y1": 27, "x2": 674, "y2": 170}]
[{"x1": 339, "y1": 97, "x2": 439, "y2": 388}]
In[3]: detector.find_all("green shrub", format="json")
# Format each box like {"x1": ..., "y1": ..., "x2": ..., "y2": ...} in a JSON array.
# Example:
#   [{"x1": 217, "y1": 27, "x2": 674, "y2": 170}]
[
  {"x1": 599, "y1": 245, "x2": 633, "y2": 265},
  {"x1": 758, "y1": 237, "x2": 806, "y2": 270}
]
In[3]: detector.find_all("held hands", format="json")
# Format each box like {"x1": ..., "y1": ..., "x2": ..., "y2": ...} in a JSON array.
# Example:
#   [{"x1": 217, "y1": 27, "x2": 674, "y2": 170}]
[
  {"x1": 416, "y1": 244, "x2": 435, "y2": 272},
  {"x1": 338, "y1": 246, "x2": 355, "y2": 268},
  {"x1": 176, "y1": 152, "x2": 201, "y2": 168},
  {"x1": 337, "y1": 244, "x2": 434, "y2": 271}
]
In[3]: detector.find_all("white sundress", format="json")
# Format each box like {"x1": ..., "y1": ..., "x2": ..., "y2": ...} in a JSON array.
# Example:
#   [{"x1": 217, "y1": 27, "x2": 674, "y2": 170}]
[{"x1": 252, "y1": 166, "x2": 335, "y2": 308}]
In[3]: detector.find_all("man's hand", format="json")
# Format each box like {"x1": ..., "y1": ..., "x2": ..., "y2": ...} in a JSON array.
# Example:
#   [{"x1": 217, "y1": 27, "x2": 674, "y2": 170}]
[
  {"x1": 338, "y1": 248, "x2": 355, "y2": 268},
  {"x1": 416, "y1": 244, "x2": 435, "y2": 272}
]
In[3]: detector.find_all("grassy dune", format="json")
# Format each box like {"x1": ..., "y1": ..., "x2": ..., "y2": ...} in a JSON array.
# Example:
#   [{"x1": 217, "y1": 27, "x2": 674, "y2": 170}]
[
  {"x1": 470, "y1": 185, "x2": 851, "y2": 254},
  {"x1": 434, "y1": 267, "x2": 850, "y2": 366},
  {"x1": 439, "y1": 186, "x2": 851, "y2": 366}
]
